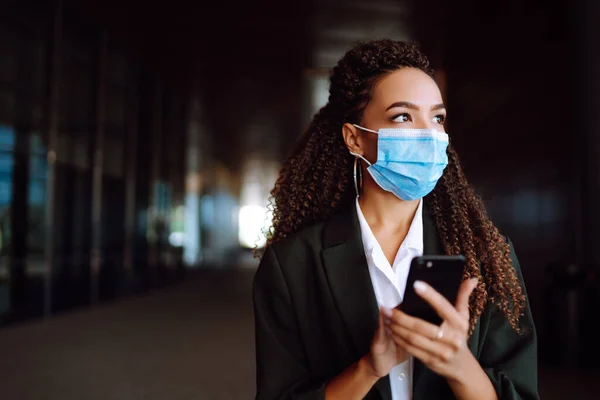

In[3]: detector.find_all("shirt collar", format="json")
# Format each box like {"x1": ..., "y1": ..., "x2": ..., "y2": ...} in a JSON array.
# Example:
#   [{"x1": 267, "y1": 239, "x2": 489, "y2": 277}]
[{"x1": 355, "y1": 197, "x2": 424, "y2": 254}]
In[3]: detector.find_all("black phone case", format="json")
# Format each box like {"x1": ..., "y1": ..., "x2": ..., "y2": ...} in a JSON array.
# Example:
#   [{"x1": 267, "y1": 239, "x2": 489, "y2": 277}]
[{"x1": 399, "y1": 255, "x2": 466, "y2": 325}]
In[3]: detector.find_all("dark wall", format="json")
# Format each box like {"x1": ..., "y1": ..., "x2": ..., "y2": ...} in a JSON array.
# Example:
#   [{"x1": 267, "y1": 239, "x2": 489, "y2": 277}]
[
  {"x1": 577, "y1": 0, "x2": 600, "y2": 270},
  {"x1": 195, "y1": 2, "x2": 314, "y2": 172},
  {"x1": 73, "y1": 0, "x2": 315, "y2": 174},
  {"x1": 411, "y1": 0, "x2": 600, "y2": 365},
  {"x1": 446, "y1": 0, "x2": 576, "y2": 280},
  {"x1": 574, "y1": 0, "x2": 600, "y2": 368}
]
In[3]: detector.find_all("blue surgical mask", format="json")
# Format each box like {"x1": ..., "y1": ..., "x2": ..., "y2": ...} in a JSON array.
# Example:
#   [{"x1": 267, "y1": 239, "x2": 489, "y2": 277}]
[{"x1": 350, "y1": 124, "x2": 449, "y2": 200}]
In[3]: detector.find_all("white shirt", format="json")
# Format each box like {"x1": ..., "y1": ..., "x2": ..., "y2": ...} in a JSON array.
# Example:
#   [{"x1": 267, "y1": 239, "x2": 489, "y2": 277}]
[{"x1": 355, "y1": 197, "x2": 424, "y2": 400}]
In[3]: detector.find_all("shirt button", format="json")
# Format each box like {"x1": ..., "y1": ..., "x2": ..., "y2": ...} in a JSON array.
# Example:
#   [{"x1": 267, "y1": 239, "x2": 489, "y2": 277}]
[{"x1": 397, "y1": 372, "x2": 406, "y2": 380}]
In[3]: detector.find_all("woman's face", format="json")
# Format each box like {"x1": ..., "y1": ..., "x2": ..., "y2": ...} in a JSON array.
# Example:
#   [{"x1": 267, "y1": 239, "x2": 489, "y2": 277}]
[{"x1": 342, "y1": 67, "x2": 446, "y2": 164}]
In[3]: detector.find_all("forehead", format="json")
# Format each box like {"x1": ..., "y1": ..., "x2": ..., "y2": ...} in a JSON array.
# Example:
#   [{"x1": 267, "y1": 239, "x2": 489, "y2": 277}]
[{"x1": 371, "y1": 68, "x2": 442, "y2": 106}]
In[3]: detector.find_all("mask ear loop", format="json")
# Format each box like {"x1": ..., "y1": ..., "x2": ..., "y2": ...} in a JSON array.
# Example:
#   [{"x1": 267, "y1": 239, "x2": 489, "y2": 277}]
[{"x1": 349, "y1": 124, "x2": 376, "y2": 197}]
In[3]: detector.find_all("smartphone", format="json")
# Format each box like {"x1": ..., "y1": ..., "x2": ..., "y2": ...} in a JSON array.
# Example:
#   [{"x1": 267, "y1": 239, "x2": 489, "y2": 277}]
[{"x1": 398, "y1": 255, "x2": 466, "y2": 325}]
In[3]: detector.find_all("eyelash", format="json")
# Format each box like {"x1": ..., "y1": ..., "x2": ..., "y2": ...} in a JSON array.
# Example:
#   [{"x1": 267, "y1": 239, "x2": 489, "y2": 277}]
[
  {"x1": 391, "y1": 113, "x2": 411, "y2": 123},
  {"x1": 434, "y1": 114, "x2": 446, "y2": 124},
  {"x1": 391, "y1": 113, "x2": 446, "y2": 124}
]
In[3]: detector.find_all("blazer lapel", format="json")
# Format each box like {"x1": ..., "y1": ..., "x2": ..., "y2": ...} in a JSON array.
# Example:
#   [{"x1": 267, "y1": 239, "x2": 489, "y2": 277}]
[
  {"x1": 321, "y1": 204, "x2": 392, "y2": 399},
  {"x1": 413, "y1": 203, "x2": 444, "y2": 391},
  {"x1": 321, "y1": 204, "x2": 379, "y2": 358}
]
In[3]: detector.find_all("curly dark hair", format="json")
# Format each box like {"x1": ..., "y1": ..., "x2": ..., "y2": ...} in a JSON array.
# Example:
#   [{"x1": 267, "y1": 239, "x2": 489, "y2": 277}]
[{"x1": 265, "y1": 39, "x2": 526, "y2": 333}]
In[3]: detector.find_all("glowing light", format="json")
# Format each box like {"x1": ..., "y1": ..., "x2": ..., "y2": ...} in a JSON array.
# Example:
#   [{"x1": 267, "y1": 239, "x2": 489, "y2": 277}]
[
  {"x1": 238, "y1": 205, "x2": 269, "y2": 249},
  {"x1": 169, "y1": 231, "x2": 185, "y2": 247}
]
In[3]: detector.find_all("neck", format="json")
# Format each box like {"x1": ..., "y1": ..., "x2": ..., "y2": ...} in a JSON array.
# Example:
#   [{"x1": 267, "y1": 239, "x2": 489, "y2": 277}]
[{"x1": 358, "y1": 179, "x2": 420, "y2": 230}]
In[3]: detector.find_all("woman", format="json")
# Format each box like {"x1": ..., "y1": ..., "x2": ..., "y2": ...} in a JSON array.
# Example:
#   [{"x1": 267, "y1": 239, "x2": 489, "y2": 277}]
[{"x1": 253, "y1": 39, "x2": 538, "y2": 400}]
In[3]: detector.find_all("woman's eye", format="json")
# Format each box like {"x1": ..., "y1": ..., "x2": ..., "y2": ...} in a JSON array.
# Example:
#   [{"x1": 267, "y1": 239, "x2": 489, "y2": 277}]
[
  {"x1": 433, "y1": 114, "x2": 446, "y2": 124},
  {"x1": 392, "y1": 113, "x2": 411, "y2": 123}
]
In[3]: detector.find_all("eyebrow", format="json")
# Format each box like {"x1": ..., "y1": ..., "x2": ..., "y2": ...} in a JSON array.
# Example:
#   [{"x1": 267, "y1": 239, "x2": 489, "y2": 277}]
[{"x1": 385, "y1": 101, "x2": 446, "y2": 111}]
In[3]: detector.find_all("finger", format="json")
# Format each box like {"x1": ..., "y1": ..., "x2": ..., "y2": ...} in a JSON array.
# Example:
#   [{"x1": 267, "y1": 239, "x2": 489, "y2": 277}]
[
  {"x1": 455, "y1": 278, "x2": 478, "y2": 316},
  {"x1": 413, "y1": 280, "x2": 467, "y2": 331},
  {"x1": 391, "y1": 332, "x2": 454, "y2": 371},
  {"x1": 378, "y1": 307, "x2": 390, "y2": 340},
  {"x1": 389, "y1": 309, "x2": 440, "y2": 341},
  {"x1": 388, "y1": 312, "x2": 465, "y2": 352},
  {"x1": 389, "y1": 323, "x2": 460, "y2": 361},
  {"x1": 372, "y1": 309, "x2": 388, "y2": 353}
]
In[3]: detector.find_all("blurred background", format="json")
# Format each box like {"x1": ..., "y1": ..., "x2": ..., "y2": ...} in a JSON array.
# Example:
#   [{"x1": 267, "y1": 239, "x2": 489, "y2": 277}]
[{"x1": 0, "y1": 0, "x2": 598, "y2": 398}]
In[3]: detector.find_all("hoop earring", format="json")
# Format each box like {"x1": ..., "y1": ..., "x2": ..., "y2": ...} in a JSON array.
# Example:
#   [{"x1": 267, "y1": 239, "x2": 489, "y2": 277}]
[{"x1": 353, "y1": 157, "x2": 363, "y2": 197}]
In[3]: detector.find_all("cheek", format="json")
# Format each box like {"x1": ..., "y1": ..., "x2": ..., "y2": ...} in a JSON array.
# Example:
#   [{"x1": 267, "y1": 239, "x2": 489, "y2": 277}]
[{"x1": 364, "y1": 138, "x2": 379, "y2": 164}]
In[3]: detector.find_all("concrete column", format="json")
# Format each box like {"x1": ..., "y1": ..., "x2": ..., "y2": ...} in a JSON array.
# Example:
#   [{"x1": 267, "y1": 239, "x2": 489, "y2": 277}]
[
  {"x1": 90, "y1": 32, "x2": 108, "y2": 305},
  {"x1": 43, "y1": 0, "x2": 63, "y2": 317},
  {"x1": 577, "y1": 0, "x2": 600, "y2": 269}
]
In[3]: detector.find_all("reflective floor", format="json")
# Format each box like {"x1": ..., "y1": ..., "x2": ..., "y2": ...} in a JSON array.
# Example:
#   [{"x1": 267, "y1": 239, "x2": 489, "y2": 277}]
[{"x1": 0, "y1": 267, "x2": 596, "y2": 400}]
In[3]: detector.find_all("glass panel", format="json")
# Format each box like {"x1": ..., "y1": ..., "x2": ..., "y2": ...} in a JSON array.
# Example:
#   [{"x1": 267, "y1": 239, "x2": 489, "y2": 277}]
[
  {"x1": 100, "y1": 174, "x2": 124, "y2": 299},
  {"x1": 27, "y1": 133, "x2": 46, "y2": 257},
  {"x1": 0, "y1": 126, "x2": 14, "y2": 319},
  {"x1": 104, "y1": 136, "x2": 124, "y2": 178},
  {"x1": 51, "y1": 33, "x2": 95, "y2": 311},
  {"x1": 0, "y1": 15, "x2": 48, "y2": 322}
]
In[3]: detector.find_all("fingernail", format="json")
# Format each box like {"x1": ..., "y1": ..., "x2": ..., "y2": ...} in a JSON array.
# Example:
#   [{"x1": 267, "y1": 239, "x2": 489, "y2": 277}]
[
  {"x1": 414, "y1": 280, "x2": 427, "y2": 294},
  {"x1": 382, "y1": 307, "x2": 393, "y2": 318},
  {"x1": 385, "y1": 327, "x2": 392, "y2": 336},
  {"x1": 384, "y1": 318, "x2": 390, "y2": 326}
]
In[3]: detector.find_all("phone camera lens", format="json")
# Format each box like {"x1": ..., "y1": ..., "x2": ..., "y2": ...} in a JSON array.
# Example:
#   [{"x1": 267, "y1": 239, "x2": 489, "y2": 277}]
[{"x1": 426, "y1": 261, "x2": 433, "y2": 268}]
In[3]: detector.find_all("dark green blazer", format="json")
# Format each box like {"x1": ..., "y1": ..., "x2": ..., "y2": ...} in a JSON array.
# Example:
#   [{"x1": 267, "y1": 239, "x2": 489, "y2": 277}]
[{"x1": 253, "y1": 203, "x2": 539, "y2": 399}]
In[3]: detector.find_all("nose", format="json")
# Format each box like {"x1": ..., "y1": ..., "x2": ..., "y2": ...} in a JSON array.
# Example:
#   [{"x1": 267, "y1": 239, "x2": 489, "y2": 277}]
[
  {"x1": 413, "y1": 115, "x2": 433, "y2": 130},
  {"x1": 413, "y1": 113, "x2": 443, "y2": 131}
]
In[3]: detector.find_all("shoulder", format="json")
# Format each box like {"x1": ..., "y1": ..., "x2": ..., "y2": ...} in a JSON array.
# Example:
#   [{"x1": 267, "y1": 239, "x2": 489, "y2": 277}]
[
  {"x1": 266, "y1": 220, "x2": 327, "y2": 270},
  {"x1": 258, "y1": 202, "x2": 356, "y2": 274},
  {"x1": 253, "y1": 219, "x2": 328, "y2": 299},
  {"x1": 479, "y1": 235, "x2": 523, "y2": 275},
  {"x1": 266, "y1": 202, "x2": 357, "y2": 266},
  {"x1": 255, "y1": 203, "x2": 357, "y2": 289}
]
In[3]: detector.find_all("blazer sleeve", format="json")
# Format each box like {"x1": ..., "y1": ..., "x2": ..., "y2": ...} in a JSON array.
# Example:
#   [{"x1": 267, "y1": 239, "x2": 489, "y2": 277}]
[
  {"x1": 253, "y1": 245, "x2": 327, "y2": 400},
  {"x1": 480, "y1": 238, "x2": 540, "y2": 400}
]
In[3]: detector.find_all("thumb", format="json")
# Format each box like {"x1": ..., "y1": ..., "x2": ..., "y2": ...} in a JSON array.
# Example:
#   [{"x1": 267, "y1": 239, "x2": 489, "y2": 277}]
[{"x1": 455, "y1": 277, "x2": 478, "y2": 317}]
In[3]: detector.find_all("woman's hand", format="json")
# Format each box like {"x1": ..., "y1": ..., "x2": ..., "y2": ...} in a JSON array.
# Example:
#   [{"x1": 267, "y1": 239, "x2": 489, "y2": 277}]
[
  {"x1": 386, "y1": 278, "x2": 479, "y2": 382},
  {"x1": 326, "y1": 307, "x2": 409, "y2": 399},
  {"x1": 363, "y1": 307, "x2": 409, "y2": 378}
]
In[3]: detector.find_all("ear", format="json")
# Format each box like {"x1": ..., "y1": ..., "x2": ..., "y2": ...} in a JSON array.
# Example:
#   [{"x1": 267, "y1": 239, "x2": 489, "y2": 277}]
[{"x1": 342, "y1": 123, "x2": 363, "y2": 155}]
